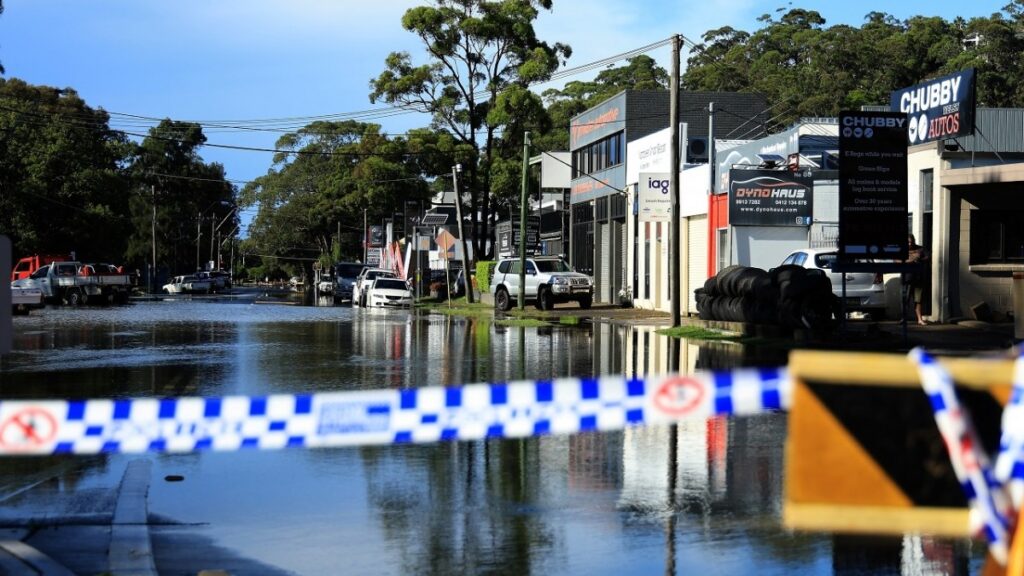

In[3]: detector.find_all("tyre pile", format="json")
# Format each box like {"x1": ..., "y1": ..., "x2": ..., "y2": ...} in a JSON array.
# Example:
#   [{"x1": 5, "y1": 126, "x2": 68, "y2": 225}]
[{"x1": 694, "y1": 264, "x2": 838, "y2": 329}]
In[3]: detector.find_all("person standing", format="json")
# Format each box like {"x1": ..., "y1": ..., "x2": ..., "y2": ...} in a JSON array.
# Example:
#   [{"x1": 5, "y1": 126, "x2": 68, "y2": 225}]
[{"x1": 906, "y1": 234, "x2": 930, "y2": 325}]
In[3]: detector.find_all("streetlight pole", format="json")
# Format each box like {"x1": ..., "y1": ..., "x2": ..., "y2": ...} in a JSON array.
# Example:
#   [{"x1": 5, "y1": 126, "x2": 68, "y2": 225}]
[
  {"x1": 518, "y1": 132, "x2": 531, "y2": 311},
  {"x1": 196, "y1": 213, "x2": 202, "y2": 272},
  {"x1": 452, "y1": 164, "x2": 474, "y2": 303}
]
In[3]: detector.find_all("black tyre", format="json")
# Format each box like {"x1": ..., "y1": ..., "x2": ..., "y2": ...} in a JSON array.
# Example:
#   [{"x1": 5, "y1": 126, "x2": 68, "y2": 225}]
[
  {"x1": 65, "y1": 289, "x2": 82, "y2": 306},
  {"x1": 578, "y1": 295, "x2": 592, "y2": 309},
  {"x1": 495, "y1": 287, "x2": 512, "y2": 312},
  {"x1": 537, "y1": 288, "x2": 554, "y2": 311}
]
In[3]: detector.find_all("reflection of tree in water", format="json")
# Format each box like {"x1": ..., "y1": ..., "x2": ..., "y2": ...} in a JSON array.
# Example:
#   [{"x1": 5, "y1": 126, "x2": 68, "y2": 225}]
[{"x1": 361, "y1": 439, "x2": 560, "y2": 575}]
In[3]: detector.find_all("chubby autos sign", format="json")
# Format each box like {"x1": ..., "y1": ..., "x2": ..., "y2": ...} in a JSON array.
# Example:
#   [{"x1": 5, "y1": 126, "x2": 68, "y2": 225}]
[{"x1": 890, "y1": 68, "x2": 975, "y2": 146}]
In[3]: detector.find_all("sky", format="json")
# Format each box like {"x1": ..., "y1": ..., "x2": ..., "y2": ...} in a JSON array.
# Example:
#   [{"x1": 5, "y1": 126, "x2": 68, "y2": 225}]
[{"x1": 1, "y1": 0, "x2": 1012, "y2": 230}]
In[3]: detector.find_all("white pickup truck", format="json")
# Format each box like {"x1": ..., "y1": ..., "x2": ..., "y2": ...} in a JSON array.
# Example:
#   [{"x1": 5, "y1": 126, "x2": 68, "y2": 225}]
[
  {"x1": 490, "y1": 256, "x2": 593, "y2": 311},
  {"x1": 11, "y1": 261, "x2": 132, "y2": 305}
]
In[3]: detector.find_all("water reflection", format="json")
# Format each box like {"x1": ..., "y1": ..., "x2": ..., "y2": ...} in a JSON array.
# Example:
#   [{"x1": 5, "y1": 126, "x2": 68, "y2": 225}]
[{"x1": 0, "y1": 302, "x2": 985, "y2": 574}]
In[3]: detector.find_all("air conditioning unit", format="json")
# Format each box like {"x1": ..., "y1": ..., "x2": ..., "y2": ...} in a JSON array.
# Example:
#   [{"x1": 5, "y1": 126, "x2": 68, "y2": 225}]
[{"x1": 686, "y1": 137, "x2": 708, "y2": 163}]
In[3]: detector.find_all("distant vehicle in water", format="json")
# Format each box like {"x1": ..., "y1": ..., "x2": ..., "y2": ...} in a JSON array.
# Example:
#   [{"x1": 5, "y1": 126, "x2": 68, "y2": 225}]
[
  {"x1": 333, "y1": 262, "x2": 365, "y2": 302},
  {"x1": 163, "y1": 274, "x2": 212, "y2": 295},
  {"x1": 10, "y1": 254, "x2": 70, "y2": 282},
  {"x1": 364, "y1": 277, "x2": 413, "y2": 308},
  {"x1": 196, "y1": 270, "x2": 232, "y2": 292},
  {"x1": 11, "y1": 286, "x2": 44, "y2": 315},
  {"x1": 353, "y1": 268, "x2": 397, "y2": 307},
  {"x1": 11, "y1": 261, "x2": 132, "y2": 305}
]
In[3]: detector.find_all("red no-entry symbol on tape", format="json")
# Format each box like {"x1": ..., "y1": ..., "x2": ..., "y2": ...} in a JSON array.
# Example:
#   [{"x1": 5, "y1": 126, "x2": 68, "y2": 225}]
[
  {"x1": 0, "y1": 408, "x2": 58, "y2": 450},
  {"x1": 653, "y1": 377, "x2": 706, "y2": 416}
]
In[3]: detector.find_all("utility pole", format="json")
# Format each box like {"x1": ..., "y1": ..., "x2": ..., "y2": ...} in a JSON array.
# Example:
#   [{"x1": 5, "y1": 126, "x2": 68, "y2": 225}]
[
  {"x1": 363, "y1": 209, "x2": 368, "y2": 263},
  {"x1": 452, "y1": 164, "x2": 474, "y2": 303},
  {"x1": 151, "y1": 184, "x2": 157, "y2": 294},
  {"x1": 196, "y1": 213, "x2": 202, "y2": 271},
  {"x1": 518, "y1": 132, "x2": 531, "y2": 310},
  {"x1": 670, "y1": 34, "x2": 682, "y2": 328},
  {"x1": 708, "y1": 102, "x2": 716, "y2": 197},
  {"x1": 209, "y1": 217, "x2": 215, "y2": 269}
]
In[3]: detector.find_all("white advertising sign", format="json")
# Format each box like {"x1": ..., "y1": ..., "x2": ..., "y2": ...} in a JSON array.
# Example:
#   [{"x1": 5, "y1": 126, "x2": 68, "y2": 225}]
[{"x1": 638, "y1": 173, "x2": 672, "y2": 222}]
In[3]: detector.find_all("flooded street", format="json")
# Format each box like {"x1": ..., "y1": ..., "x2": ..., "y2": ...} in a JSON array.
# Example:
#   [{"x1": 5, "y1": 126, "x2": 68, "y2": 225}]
[{"x1": 0, "y1": 301, "x2": 985, "y2": 575}]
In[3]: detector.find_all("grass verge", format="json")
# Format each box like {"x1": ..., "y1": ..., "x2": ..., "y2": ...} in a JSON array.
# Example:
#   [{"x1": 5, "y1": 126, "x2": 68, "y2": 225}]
[
  {"x1": 495, "y1": 318, "x2": 551, "y2": 328},
  {"x1": 657, "y1": 326, "x2": 742, "y2": 341}
]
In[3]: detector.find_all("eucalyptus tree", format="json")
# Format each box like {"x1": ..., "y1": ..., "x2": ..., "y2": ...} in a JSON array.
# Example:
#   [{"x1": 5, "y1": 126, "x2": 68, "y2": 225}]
[{"x1": 370, "y1": 0, "x2": 570, "y2": 259}]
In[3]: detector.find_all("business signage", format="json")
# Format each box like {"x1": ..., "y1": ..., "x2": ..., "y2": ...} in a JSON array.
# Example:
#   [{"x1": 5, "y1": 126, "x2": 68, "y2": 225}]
[
  {"x1": 728, "y1": 169, "x2": 813, "y2": 227},
  {"x1": 495, "y1": 217, "x2": 540, "y2": 258},
  {"x1": 838, "y1": 111, "x2": 908, "y2": 260},
  {"x1": 368, "y1": 225, "x2": 384, "y2": 248},
  {"x1": 570, "y1": 93, "x2": 626, "y2": 149},
  {"x1": 638, "y1": 173, "x2": 672, "y2": 222},
  {"x1": 890, "y1": 68, "x2": 975, "y2": 146}
]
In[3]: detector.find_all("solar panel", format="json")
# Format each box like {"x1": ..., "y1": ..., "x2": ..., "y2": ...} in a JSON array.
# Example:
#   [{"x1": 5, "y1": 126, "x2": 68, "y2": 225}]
[
  {"x1": 420, "y1": 213, "x2": 449, "y2": 226},
  {"x1": 756, "y1": 153, "x2": 786, "y2": 164}
]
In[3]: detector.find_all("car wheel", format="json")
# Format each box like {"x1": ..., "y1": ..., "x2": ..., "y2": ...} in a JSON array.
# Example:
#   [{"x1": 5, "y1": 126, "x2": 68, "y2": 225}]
[
  {"x1": 495, "y1": 287, "x2": 511, "y2": 312},
  {"x1": 578, "y1": 295, "x2": 592, "y2": 309},
  {"x1": 65, "y1": 290, "x2": 82, "y2": 306},
  {"x1": 537, "y1": 287, "x2": 554, "y2": 311}
]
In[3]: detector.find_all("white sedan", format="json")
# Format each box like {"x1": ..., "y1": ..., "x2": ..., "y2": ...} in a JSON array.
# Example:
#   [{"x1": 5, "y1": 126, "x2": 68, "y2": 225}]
[{"x1": 365, "y1": 277, "x2": 413, "y2": 308}]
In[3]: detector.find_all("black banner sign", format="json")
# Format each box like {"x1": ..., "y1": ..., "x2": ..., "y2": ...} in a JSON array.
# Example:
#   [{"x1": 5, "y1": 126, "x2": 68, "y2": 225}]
[
  {"x1": 890, "y1": 68, "x2": 975, "y2": 146},
  {"x1": 728, "y1": 169, "x2": 813, "y2": 227},
  {"x1": 839, "y1": 111, "x2": 908, "y2": 261}
]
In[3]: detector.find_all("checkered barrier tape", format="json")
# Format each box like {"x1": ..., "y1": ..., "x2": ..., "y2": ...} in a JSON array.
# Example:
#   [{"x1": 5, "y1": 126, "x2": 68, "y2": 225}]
[
  {"x1": 995, "y1": 349, "x2": 1024, "y2": 509},
  {"x1": 911, "y1": 348, "x2": 1013, "y2": 565},
  {"x1": 0, "y1": 368, "x2": 791, "y2": 456}
]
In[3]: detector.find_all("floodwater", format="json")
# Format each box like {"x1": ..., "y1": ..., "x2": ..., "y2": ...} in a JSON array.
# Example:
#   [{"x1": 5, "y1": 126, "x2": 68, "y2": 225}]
[{"x1": 0, "y1": 300, "x2": 985, "y2": 575}]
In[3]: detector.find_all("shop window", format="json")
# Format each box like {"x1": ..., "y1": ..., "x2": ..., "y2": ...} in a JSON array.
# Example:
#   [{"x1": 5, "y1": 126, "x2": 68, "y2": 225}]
[{"x1": 970, "y1": 210, "x2": 1024, "y2": 264}]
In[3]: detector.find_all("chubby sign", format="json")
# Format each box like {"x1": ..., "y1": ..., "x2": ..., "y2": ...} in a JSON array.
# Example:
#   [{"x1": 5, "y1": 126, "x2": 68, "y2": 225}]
[
  {"x1": 728, "y1": 169, "x2": 813, "y2": 227},
  {"x1": 890, "y1": 69, "x2": 975, "y2": 146}
]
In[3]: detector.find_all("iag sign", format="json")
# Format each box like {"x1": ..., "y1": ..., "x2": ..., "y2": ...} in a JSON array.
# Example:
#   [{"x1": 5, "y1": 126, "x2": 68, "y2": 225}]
[
  {"x1": 637, "y1": 173, "x2": 671, "y2": 222},
  {"x1": 890, "y1": 68, "x2": 975, "y2": 145}
]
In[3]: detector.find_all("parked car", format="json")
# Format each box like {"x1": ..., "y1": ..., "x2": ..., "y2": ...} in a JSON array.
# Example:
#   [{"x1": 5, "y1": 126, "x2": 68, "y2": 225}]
[
  {"x1": 333, "y1": 262, "x2": 365, "y2": 302},
  {"x1": 779, "y1": 248, "x2": 886, "y2": 312},
  {"x1": 353, "y1": 268, "x2": 397, "y2": 307},
  {"x1": 451, "y1": 268, "x2": 475, "y2": 297},
  {"x1": 364, "y1": 277, "x2": 414, "y2": 308},
  {"x1": 490, "y1": 256, "x2": 593, "y2": 311}
]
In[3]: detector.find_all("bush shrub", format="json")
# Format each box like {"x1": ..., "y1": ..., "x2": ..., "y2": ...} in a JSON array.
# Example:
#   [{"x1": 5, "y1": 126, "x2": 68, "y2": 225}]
[{"x1": 476, "y1": 261, "x2": 497, "y2": 293}]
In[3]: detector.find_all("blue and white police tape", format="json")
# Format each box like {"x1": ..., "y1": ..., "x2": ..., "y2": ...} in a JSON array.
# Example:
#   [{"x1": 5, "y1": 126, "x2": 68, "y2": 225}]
[
  {"x1": 995, "y1": 348, "x2": 1024, "y2": 509},
  {"x1": 911, "y1": 348, "x2": 1013, "y2": 565},
  {"x1": 0, "y1": 368, "x2": 791, "y2": 456}
]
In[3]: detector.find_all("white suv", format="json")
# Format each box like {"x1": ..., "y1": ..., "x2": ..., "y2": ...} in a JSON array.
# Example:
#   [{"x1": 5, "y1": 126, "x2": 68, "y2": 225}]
[{"x1": 490, "y1": 256, "x2": 593, "y2": 311}]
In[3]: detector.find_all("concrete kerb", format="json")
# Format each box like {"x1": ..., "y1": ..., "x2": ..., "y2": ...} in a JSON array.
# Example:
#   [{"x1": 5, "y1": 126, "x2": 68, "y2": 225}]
[{"x1": 109, "y1": 459, "x2": 157, "y2": 575}]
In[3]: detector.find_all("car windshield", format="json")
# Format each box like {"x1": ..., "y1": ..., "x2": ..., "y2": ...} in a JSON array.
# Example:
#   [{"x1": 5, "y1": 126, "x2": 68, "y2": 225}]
[
  {"x1": 534, "y1": 259, "x2": 572, "y2": 273},
  {"x1": 374, "y1": 279, "x2": 407, "y2": 291},
  {"x1": 366, "y1": 270, "x2": 393, "y2": 280},
  {"x1": 335, "y1": 264, "x2": 364, "y2": 278}
]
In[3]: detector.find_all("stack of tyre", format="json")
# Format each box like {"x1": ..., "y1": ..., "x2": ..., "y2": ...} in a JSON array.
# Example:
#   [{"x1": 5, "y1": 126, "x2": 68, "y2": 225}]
[{"x1": 694, "y1": 264, "x2": 837, "y2": 329}]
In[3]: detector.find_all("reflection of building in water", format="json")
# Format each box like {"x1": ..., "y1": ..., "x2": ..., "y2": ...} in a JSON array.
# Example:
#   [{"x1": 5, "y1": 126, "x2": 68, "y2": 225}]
[
  {"x1": 622, "y1": 326, "x2": 700, "y2": 377},
  {"x1": 619, "y1": 421, "x2": 712, "y2": 513},
  {"x1": 568, "y1": 432, "x2": 623, "y2": 491},
  {"x1": 899, "y1": 535, "x2": 969, "y2": 576}
]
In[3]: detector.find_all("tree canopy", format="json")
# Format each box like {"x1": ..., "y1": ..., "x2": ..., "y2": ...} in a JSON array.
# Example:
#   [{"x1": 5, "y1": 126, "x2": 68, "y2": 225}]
[
  {"x1": 239, "y1": 121, "x2": 439, "y2": 277},
  {"x1": 370, "y1": 0, "x2": 570, "y2": 258},
  {"x1": 683, "y1": 4, "x2": 1024, "y2": 125},
  {"x1": 125, "y1": 119, "x2": 237, "y2": 275},
  {"x1": 0, "y1": 78, "x2": 131, "y2": 261}
]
